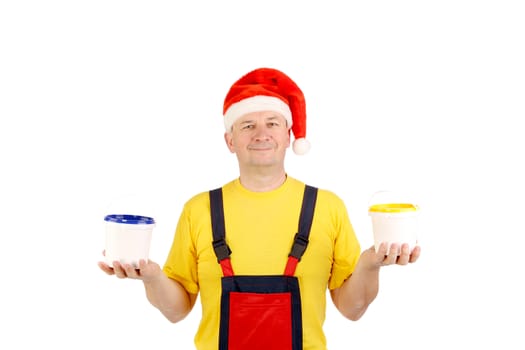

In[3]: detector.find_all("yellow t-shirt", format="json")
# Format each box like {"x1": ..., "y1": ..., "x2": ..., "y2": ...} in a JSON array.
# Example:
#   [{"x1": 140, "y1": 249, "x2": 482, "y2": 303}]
[{"x1": 163, "y1": 176, "x2": 361, "y2": 350}]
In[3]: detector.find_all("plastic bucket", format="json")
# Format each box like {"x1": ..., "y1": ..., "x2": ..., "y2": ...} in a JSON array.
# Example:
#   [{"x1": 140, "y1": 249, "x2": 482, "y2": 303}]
[
  {"x1": 368, "y1": 202, "x2": 419, "y2": 254},
  {"x1": 104, "y1": 214, "x2": 155, "y2": 268}
]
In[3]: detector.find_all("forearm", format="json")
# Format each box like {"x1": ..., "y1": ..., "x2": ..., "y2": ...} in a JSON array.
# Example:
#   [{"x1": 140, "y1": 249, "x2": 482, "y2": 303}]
[
  {"x1": 332, "y1": 243, "x2": 420, "y2": 321},
  {"x1": 143, "y1": 273, "x2": 195, "y2": 323},
  {"x1": 331, "y1": 265, "x2": 380, "y2": 321}
]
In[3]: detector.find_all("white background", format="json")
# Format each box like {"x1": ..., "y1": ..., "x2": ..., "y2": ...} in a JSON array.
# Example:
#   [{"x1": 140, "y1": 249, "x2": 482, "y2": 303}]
[{"x1": 1, "y1": 1, "x2": 524, "y2": 349}]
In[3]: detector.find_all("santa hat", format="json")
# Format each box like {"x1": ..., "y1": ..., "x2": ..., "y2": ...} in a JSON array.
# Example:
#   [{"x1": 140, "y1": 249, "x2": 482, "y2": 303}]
[{"x1": 223, "y1": 67, "x2": 311, "y2": 155}]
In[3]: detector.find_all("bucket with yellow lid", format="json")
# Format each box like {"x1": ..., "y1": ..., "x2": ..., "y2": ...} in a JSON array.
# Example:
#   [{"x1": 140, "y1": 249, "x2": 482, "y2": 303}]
[{"x1": 368, "y1": 191, "x2": 419, "y2": 254}]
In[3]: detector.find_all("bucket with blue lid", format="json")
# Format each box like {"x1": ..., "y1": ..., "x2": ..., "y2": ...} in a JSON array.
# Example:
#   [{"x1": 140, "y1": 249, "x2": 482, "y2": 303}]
[
  {"x1": 368, "y1": 191, "x2": 419, "y2": 255},
  {"x1": 104, "y1": 214, "x2": 156, "y2": 268}
]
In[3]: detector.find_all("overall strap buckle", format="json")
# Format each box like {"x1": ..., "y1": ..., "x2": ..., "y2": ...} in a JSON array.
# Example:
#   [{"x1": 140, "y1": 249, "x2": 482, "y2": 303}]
[
  {"x1": 210, "y1": 188, "x2": 234, "y2": 276},
  {"x1": 285, "y1": 185, "x2": 318, "y2": 276}
]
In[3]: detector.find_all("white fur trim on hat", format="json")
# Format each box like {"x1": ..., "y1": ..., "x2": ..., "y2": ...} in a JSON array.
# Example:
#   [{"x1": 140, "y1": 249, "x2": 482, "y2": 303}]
[{"x1": 223, "y1": 95, "x2": 292, "y2": 131}]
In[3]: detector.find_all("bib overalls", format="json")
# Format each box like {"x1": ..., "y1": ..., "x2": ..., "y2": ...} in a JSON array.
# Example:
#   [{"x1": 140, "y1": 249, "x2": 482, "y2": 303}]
[{"x1": 209, "y1": 185, "x2": 318, "y2": 350}]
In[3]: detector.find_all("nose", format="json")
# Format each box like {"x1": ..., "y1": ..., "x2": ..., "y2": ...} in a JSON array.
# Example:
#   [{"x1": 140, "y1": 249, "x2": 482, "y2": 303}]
[{"x1": 253, "y1": 127, "x2": 271, "y2": 141}]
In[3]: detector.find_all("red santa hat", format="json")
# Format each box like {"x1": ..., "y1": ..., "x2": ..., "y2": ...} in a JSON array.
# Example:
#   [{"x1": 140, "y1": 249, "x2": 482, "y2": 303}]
[{"x1": 223, "y1": 67, "x2": 311, "y2": 155}]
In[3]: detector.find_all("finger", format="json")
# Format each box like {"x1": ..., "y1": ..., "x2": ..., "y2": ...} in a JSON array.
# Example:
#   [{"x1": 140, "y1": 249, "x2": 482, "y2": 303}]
[
  {"x1": 375, "y1": 242, "x2": 388, "y2": 257},
  {"x1": 396, "y1": 244, "x2": 411, "y2": 265},
  {"x1": 98, "y1": 261, "x2": 115, "y2": 275},
  {"x1": 138, "y1": 259, "x2": 148, "y2": 270},
  {"x1": 112, "y1": 261, "x2": 129, "y2": 279},
  {"x1": 409, "y1": 245, "x2": 422, "y2": 263},
  {"x1": 373, "y1": 243, "x2": 388, "y2": 265},
  {"x1": 121, "y1": 263, "x2": 141, "y2": 279},
  {"x1": 383, "y1": 243, "x2": 400, "y2": 265}
]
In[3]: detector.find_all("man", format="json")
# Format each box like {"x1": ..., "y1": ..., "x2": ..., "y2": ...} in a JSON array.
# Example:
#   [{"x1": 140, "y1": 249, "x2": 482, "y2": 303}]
[{"x1": 99, "y1": 67, "x2": 421, "y2": 350}]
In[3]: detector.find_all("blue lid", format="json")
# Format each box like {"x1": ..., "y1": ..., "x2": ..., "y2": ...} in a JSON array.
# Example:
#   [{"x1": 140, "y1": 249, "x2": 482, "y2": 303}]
[{"x1": 104, "y1": 214, "x2": 155, "y2": 225}]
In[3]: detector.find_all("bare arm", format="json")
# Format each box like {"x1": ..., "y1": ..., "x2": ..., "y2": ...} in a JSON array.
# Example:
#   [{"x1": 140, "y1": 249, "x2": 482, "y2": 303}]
[
  {"x1": 99, "y1": 259, "x2": 197, "y2": 323},
  {"x1": 330, "y1": 243, "x2": 421, "y2": 321}
]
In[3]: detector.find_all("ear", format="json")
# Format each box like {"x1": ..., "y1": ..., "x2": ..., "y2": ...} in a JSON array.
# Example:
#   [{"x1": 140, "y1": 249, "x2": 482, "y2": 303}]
[{"x1": 224, "y1": 132, "x2": 235, "y2": 153}]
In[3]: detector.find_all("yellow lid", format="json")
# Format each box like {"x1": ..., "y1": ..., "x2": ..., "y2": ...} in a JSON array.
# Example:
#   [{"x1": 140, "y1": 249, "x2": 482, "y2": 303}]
[{"x1": 368, "y1": 203, "x2": 418, "y2": 213}]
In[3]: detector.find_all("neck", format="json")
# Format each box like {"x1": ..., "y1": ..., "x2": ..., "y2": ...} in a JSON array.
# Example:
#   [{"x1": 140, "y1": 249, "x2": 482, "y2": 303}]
[{"x1": 238, "y1": 170, "x2": 287, "y2": 192}]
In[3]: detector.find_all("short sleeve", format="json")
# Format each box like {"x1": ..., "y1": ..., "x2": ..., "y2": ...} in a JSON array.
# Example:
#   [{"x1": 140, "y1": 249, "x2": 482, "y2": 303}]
[
  {"x1": 327, "y1": 198, "x2": 361, "y2": 290},
  {"x1": 163, "y1": 203, "x2": 200, "y2": 294}
]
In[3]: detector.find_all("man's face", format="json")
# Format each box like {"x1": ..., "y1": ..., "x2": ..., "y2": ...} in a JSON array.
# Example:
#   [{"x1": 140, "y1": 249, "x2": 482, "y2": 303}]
[{"x1": 224, "y1": 111, "x2": 290, "y2": 169}]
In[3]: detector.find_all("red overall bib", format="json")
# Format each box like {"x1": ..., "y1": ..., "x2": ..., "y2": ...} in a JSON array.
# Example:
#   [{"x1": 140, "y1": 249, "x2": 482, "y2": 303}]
[{"x1": 209, "y1": 185, "x2": 318, "y2": 350}]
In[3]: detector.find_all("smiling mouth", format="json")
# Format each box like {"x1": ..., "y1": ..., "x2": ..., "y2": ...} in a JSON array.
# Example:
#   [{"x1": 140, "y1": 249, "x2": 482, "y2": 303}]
[{"x1": 248, "y1": 143, "x2": 274, "y2": 151}]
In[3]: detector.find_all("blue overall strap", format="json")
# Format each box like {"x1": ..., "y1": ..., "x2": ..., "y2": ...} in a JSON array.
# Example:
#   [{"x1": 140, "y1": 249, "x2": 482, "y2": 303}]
[
  {"x1": 210, "y1": 185, "x2": 318, "y2": 277},
  {"x1": 284, "y1": 185, "x2": 318, "y2": 276},
  {"x1": 209, "y1": 188, "x2": 234, "y2": 276}
]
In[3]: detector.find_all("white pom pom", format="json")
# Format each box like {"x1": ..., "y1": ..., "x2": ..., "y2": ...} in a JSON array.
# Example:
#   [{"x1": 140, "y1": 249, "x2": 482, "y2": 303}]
[{"x1": 292, "y1": 138, "x2": 311, "y2": 155}]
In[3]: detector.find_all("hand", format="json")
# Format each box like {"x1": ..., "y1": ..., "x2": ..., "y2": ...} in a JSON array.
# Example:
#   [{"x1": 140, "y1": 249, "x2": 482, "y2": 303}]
[
  {"x1": 361, "y1": 243, "x2": 421, "y2": 269},
  {"x1": 98, "y1": 251, "x2": 162, "y2": 282}
]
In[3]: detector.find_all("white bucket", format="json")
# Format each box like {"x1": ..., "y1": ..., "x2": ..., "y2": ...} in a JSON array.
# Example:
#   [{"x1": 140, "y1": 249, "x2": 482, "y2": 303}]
[
  {"x1": 369, "y1": 202, "x2": 419, "y2": 255},
  {"x1": 104, "y1": 214, "x2": 155, "y2": 268}
]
